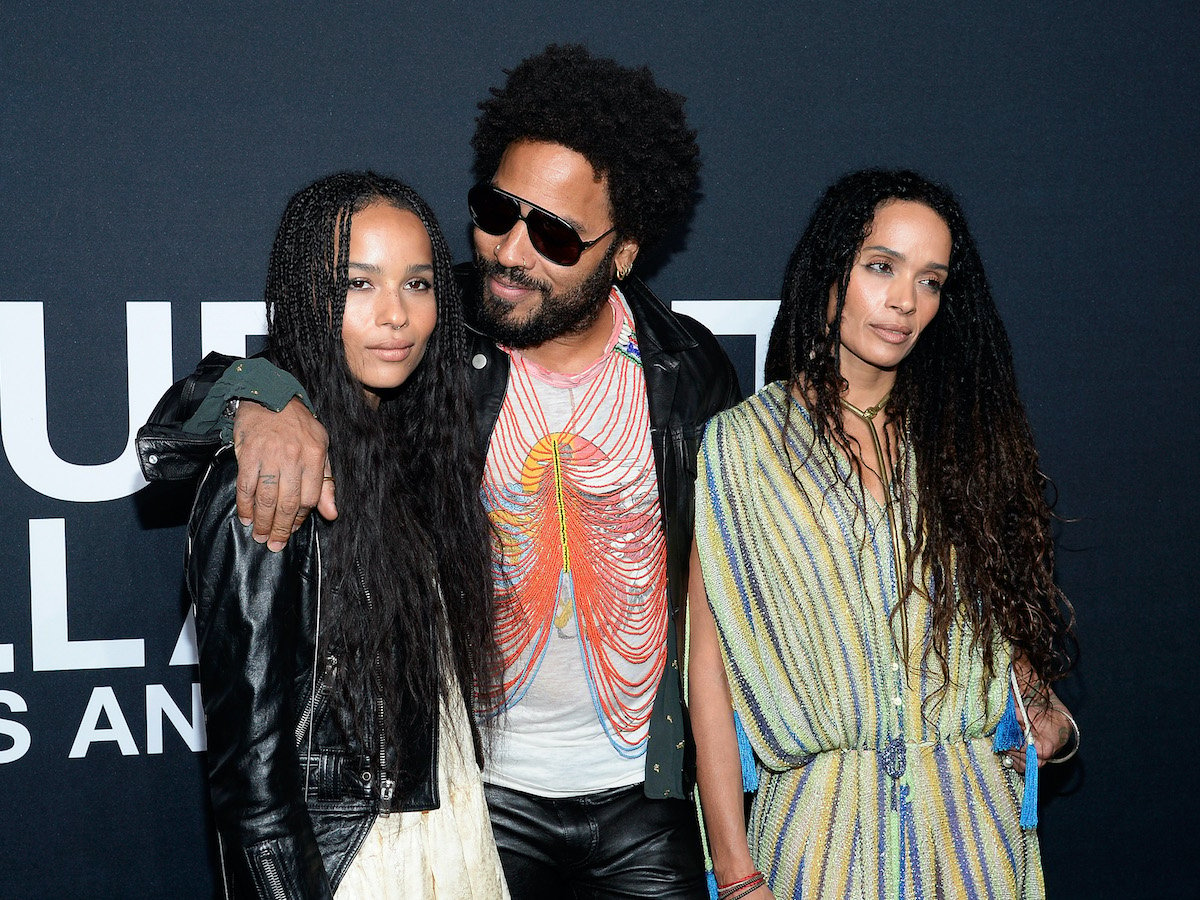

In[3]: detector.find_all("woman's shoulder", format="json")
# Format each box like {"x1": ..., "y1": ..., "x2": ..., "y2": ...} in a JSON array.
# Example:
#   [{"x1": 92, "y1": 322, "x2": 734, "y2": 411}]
[
  {"x1": 188, "y1": 451, "x2": 319, "y2": 554},
  {"x1": 704, "y1": 381, "x2": 791, "y2": 443},
  {"x1": 699, "y1": 383, "x2": 797, "y2": 484},
  {"x1": 190, "y1": 450, "x2": 241, "y2": 527},
  {"x1": 186, "y1": 449, "x2": 321, "y2": 605},
  {"x1": 191, "y1": 449, "x2": 237, "y2": 514}
]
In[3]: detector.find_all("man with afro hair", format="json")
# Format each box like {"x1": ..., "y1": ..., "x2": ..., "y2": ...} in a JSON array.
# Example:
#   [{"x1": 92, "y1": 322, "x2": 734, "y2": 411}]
[
  {"x1": 471, "y1": 43, "x2": 700, "y2": 258},
  {"x1": 137, "y1": 43, "x2": 740, "y2": 898},
  {"x1": 462, "y1": 44, "x2": 739, "y2": 897}
]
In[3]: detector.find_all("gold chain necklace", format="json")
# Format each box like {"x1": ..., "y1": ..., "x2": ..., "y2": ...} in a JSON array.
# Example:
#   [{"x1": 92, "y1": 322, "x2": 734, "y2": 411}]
[{"x1": 840, "y1": 393, "x2": 911, "y2": 667}]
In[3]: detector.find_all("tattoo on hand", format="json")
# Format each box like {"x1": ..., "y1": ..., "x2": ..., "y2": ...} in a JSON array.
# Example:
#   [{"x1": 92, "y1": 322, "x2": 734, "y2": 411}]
[{"x1": 260, "y1": 474, "x2": 277, "y2": 485}]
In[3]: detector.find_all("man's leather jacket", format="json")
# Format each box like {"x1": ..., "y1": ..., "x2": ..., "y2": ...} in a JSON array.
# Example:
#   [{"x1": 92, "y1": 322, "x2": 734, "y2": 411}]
[
  {"x1": 188, "y1": 451, "x2": 438, "y2": 899},
  {"x1": 137, "y1": 273, "x2": 740, "y2": 803}
]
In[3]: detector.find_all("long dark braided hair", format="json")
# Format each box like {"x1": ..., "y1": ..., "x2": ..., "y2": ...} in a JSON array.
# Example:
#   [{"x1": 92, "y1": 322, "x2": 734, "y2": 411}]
[
  {"x1": 765, "y1": 169, "x2": 1075, "y2": 700},
  {"x1": 265, "y1": 172, "x2": 499, "y2": 781}
]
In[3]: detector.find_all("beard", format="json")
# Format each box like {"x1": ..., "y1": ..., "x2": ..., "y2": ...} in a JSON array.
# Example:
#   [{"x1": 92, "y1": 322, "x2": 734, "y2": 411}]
[{"x1": 473, "y1": 243, "x2": 617, "y2": 349}]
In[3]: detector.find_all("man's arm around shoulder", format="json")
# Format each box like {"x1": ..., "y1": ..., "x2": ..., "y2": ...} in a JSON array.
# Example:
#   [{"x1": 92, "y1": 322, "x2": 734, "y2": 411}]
[{"x1": 136, "y1": 352, "x2": 332, "y2": 549}]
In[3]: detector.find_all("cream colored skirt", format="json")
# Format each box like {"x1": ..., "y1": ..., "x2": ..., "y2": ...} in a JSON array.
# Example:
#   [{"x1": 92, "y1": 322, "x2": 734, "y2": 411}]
[{"x1": 336, "y1": 694, "x2": 509, "y2": 899}]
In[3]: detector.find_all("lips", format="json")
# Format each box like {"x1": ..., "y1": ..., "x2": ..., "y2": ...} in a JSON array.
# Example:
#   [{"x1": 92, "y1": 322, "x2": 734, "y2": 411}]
[
  {"x1": 367, "y1": 342, "x2": 414, "y2": 361},
  {"x1": 869, "y1": 323, "x2": 913, "y2": 344},
  {"x1": 488, "y1": 274, "x2": 538, "y2": 302}
]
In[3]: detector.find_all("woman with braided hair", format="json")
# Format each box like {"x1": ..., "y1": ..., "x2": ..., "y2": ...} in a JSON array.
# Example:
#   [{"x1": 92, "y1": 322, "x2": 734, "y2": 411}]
[
  {"x1": 688, "y1": 170, "x2": 1077, "y2": 899},
  {"x1": 186, "y1": 172, "x2": 508, "y2": 898}
]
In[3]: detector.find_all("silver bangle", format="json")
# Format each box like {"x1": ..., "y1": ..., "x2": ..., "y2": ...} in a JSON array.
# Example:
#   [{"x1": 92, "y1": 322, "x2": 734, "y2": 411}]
[{"x1": 1046, "y1": 711, "x2": 1080, "y2": 764}]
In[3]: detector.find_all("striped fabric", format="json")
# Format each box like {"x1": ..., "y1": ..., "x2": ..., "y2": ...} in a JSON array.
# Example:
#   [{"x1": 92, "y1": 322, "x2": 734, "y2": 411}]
[{"x1": 694, "y1": 383, "x2": 1043, "y2": 900}]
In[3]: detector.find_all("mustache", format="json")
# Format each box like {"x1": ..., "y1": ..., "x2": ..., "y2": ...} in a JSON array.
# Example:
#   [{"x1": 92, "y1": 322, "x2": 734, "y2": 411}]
[{"x1": 475, "y1": 256, "x2": 552, "y2": 294}]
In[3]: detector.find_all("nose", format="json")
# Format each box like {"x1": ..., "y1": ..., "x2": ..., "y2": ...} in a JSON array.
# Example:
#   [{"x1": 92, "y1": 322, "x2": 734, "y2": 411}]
[
  {"x1": 492, "y1": 218, "x2": 535, "y2": 270},
  {"x1": 378, "y1": 285, "x2": 410, "y2": 328},
  {"x1": 889, "y1": 279, "x2": 918, "y2": 314}
]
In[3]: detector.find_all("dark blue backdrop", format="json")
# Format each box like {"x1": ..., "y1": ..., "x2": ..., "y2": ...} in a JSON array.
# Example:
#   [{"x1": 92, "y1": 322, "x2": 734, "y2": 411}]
[{"x1": 2, "y1": 2, "x2": 1196, "y2": 897}]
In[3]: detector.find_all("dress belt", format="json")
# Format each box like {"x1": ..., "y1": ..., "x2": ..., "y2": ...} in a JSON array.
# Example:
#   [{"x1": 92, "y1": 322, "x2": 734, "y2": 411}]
[{"x1": 834, "y1": 734, "x2": 980, "y2": 779}]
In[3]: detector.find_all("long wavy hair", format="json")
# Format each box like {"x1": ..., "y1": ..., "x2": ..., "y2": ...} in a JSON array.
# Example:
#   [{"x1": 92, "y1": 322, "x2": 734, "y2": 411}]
[
  {"x1": 765, "y1": 169, "x2": 1075, "y2": 698},
  {"x1": 265, "y1": 172, "x2": 499, "y2": 781}
]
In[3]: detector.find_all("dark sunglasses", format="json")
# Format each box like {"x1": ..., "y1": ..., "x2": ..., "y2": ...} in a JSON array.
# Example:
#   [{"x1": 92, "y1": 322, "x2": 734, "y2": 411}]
[{"x1": 468, "y1": 182, "x2": 616, "y2": 267}]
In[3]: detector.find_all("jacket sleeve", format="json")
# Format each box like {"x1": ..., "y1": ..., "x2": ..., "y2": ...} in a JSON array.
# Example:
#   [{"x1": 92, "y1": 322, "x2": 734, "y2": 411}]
[
  {"x1": 188, "y1": 453, "x2": 332, "y2": 899},
  {"x1": 136, "y1": 353, "x2": 312, "y2": 483},
  {"x1": 669, "y1": 312, "x2": 744, "y2": 419}
]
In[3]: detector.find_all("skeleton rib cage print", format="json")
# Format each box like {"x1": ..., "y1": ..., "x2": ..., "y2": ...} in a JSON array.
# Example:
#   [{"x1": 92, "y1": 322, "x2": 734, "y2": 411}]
[{"x1": 482, "y1": 294, "x2": 668, "y2": 757}]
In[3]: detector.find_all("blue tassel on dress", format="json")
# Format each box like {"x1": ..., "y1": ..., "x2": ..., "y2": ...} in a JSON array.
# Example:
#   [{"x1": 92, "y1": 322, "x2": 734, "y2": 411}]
[
  {"x1": 1020, "y1": 741, "x2": 1039, "y2": 829},
  {"x1": 733, "y1": 711, "x2": 759, "y2": 792},
  {"x1": 993, "y1": 675, "x2": 1038, "y2": 828},
  {"x1": 992, "y1": 688, "x2": 1022, "y2": 752}
]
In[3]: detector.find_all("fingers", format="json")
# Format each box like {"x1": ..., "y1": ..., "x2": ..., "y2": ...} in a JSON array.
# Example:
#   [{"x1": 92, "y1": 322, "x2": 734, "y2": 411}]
[
  {"x1": 1038, "y1": 709, "x2": 1073, "y2": 764},
  {"x1": 235, "y1": 455, "x2": 257, "y2": 527},
  {"x1": 1018, "y1": 691, "x2": 1072, "y2": 764},
  {"x1": 316, "y1": 468, "x2": 339, "y2": 522},
  {"x1": 267, "y1": 463, "x2": 304, "y2": 552},
  {"x1": 230, "y1": 397, "x2": 329, "y2": 551}
]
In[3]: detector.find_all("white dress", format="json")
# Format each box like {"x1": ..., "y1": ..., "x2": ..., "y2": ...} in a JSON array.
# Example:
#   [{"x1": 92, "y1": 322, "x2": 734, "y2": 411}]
[{"x1": 336, "y1": 692, "x2": 510, "y2": 899}]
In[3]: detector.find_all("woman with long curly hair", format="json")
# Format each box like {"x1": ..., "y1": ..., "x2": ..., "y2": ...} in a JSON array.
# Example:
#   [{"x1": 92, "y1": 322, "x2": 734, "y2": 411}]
[
  {"x1": 186, "y1": 172, "x2": 507, "y2": 898},
  {"x1": 688, "y1": 169, "x2": 1077, "y2": 899}
]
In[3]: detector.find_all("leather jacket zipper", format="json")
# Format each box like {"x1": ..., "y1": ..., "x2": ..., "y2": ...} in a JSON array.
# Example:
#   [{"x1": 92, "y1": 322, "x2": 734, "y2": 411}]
[
  {"x1": 253, "y1": 844, "x2": 288, "y2": 900},
  {"x1": 293, "y1": 653, "x2": 336, "y2": 746},
  {"x1": 356, "y1": 564, "x2": 396, "y2": 810}
]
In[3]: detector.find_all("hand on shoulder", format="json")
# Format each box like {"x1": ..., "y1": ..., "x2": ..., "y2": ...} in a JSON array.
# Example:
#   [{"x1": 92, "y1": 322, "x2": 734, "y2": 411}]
[{"x1": 233, "y1": 397, "x2": 334, "y2": 551}]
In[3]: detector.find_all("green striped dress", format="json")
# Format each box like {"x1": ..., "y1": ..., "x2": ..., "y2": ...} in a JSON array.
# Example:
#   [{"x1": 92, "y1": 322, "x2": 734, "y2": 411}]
[{"x1": 694, "y1": 383, "x2": 1043, "y2": 899}]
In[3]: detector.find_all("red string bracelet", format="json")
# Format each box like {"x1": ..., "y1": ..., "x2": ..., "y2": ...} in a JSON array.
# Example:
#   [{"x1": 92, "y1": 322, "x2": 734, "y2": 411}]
[{"x1": 717, "y1": 871, "x2": 766, "y2": 899}]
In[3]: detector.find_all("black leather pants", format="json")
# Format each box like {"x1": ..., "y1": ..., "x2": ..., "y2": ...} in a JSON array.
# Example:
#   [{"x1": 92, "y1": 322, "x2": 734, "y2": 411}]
[{"x1": 484, "y1": 782, "x2": 707, "y2": 899}]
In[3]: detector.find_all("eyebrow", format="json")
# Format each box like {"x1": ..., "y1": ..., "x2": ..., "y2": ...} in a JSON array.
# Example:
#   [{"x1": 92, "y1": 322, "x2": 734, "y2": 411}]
[
  {"x1": 864, "y1": 244, "x2": 949, "y2": 272},
  {"x1": 553, "y1": 210, "x2": 588, "y2": 233},
  {"x1": 347, "y1": 261, "x2": 435, "y2": 275}
]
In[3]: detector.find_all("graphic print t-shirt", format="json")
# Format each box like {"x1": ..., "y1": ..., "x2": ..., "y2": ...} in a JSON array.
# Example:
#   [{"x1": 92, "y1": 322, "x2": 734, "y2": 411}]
[{"x1": 481, "y1": 287, "x2": 667, "y2": 796}]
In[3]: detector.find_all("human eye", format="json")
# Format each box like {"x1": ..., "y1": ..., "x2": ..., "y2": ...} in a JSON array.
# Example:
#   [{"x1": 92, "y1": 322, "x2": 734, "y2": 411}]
[
  {"x1": 865, "y1": 260, "x2": 893, "y2": 275},
  {"x1": 919, "y1": 275, "x2": 944, "y2": 293},
  {"x1": 347, "y1": 277, "x2": 371, "y2": 291},
  {"x1": 404, "y1": 277, "x2": 433, "y2": 292}
]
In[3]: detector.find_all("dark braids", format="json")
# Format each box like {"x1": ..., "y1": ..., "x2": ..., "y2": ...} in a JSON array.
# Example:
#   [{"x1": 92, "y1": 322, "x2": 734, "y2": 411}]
[
  {"x1": 765, "y1": 169, "x2": 1076, "y2": 704},
  {"x1": 265, "y1": 172, "x2": 500, "y2": 783}
]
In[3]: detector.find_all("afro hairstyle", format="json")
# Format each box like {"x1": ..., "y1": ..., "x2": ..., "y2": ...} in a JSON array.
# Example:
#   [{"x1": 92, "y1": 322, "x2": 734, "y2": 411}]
[{"x1": 471, "y1": 43, "x2": 700, "y2": 251}]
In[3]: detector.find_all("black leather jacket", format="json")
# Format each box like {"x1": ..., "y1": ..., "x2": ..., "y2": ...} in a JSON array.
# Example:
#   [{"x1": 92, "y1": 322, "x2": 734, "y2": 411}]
[
  {"x1": 464, "y1": 274, "x2": 741, "y2": 799},
  {"x1": 188, "y1": 450, "x2": 439, "y2": 899}
]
